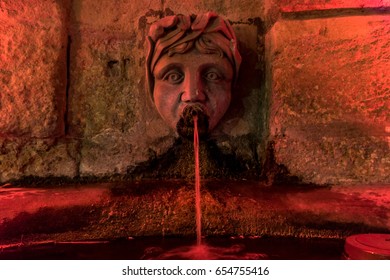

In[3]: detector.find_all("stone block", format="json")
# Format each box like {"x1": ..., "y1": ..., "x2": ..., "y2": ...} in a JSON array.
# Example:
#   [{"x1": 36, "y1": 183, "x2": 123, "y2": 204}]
[
  {"x1": 68, "y1": 34, "x2": 140, "y2": 137},
  {"x1": 68, "y1": 0, "x2": 178, "y2": 176},
  {"x1": 78, "y1": 128, "x2": 175, "y2": 176},
  {"x1": 279, "y1": 0, "x2": 390, "y2": 12},
  {"x1": 268, "y1": 15, "x2": 390, "y2": 184},
  {"x1": 67, "y1": 24, "x2": 175, "y2": 176},
  {"x1": 0, "y1": 0, "x2": 67, "y2": 138},
  {"x1": 0, "y1": 138, "x2": 78, "y2": 182},
  {"x1": 72, "y1": 0, "x2": 162, "y2": 33},
  {"x1": 163, "y1": 0, "x2": 265, "y2": 20}
]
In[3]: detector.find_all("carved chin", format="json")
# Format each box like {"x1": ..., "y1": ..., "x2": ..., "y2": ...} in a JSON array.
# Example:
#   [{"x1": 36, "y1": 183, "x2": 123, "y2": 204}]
[{"x1": 176, "y1": 105, "x2": 209, "y2": 139}]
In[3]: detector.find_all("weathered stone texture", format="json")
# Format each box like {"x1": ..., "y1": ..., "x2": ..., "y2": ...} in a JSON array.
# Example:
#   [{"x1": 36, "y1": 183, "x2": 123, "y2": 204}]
[
  {"x1": 69, "y1": 1, "x2": 266, "y2": 177},
  {"x1": 0, "y1": 138, "x2": 78, "y2": 182},
  {"x1": 0, "y1": 0, "x2": 67, "y2": 138},
  {"x1": 68, "y1": 0, "x2": 175, "y2": 176},
  {"x1": 269, "y1": 15, "x2": 390, "y2": 184},
  {"x1": 0, "y1": 0, "x2": 77, "y2": 183},
  {"x1": 163, "y1": 0, "x2": 265, "y2": 20},
  {"x1": 1, "y1": 182, "x2": 389, "y2": 243},
  {"x1": 280, "y1": 0, "x2": 390, "y2": 12},
  {"x1": 3, "y1": 0, "x2": 387, "y2": 185},
  {"x1": 72, "y1": 0, "x2": 162, "y2": 32}
]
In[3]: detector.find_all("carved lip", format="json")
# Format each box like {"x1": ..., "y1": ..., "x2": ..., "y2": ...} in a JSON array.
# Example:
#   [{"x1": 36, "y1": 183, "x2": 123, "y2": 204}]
[
  {"x1": 178, "y1": 103, "x2": 209, "y2": 118},
  {"x1": 176, "y1": 104, "x2": 209, "y2": 139},
  {"x1": 182, "y1": 104, "x2": 206, "y2": 117}
]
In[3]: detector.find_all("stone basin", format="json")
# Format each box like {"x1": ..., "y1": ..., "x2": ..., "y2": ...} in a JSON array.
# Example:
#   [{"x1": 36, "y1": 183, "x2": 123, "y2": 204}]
[{"x1": 0, "y1": 180, "x2": 389, "y2": 259}]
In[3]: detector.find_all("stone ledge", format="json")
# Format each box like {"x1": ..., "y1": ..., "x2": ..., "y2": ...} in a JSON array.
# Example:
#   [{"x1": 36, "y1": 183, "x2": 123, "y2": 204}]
[{"x1": 0, "y1": 181, "x2": 389, "y2": 245}]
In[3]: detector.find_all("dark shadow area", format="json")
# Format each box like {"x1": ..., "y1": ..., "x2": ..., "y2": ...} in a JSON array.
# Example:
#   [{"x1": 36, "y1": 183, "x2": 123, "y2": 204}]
[
  {"x1": 260, "y1": 141, "x2": 324, "y2": 186},
  {"x1": 128, "y1": 137, "x2": 262, "y2": 180},
  {"x1": 0, "y1": 205, "x2": 101, "y2": 239},
  {"x1": 0, "y1": 236, "x2": 345, "y2": 260},
  {"x1": 282, "y1": 7, "x2": 390, "y2": 20},
  {"x1": 288, "y1": 213, "x2": 390, "y2": 236},
  {"x1": 7, "y1": 138, "x2": 326, "y2": 188}
]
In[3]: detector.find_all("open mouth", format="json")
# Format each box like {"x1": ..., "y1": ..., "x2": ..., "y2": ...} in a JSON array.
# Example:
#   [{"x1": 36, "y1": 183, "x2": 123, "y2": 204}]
[{"x1": 176, "y1": 105, "x2": 209, "y2": 139}]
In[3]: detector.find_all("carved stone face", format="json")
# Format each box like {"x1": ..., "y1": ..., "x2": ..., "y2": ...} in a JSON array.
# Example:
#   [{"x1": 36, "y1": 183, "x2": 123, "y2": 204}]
[
  {"x1": 146, "y1": 13, "x2": 241, "y2": 138},
  {"x1": 152, "y1": 48, "x2": 234, "y2": 137}
]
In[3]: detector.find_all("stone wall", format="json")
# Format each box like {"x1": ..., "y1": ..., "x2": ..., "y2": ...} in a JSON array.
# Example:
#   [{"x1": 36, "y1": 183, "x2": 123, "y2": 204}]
[
  {"x1": 1, "y1": 0, "x2": 266, "y2": 182},
  {"x1": 268, "y1": 0, "x2": 390, "y2": 184},
  {"x1": 0, "y1": 0, "x2": 78, "y2": 181},
  {"x1": 0, "y1": 0, "x2": 389, "y2": 185}
]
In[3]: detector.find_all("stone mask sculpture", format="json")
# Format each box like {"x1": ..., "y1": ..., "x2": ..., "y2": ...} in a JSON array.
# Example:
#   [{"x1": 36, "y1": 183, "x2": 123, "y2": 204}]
[{"x1": 146, "y1": 12, "x2": 241, "y2": 138}]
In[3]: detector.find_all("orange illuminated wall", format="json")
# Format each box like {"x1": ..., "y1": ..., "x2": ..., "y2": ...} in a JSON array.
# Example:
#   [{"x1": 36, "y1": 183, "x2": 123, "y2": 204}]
[{"x1": 0, "y1": 0, "x2": 389, "y2": 185}]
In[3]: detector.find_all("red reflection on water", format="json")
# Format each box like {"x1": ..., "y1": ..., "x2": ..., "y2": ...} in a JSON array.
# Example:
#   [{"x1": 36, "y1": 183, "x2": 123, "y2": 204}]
[{"x1": 145, "y1": 243, "x2": 267, "y2": 260}]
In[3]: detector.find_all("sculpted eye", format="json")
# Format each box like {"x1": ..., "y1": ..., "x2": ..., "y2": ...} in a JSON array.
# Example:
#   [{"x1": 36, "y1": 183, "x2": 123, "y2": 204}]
[
  {"x1": 204, "y1": 71, "x2": 221, "y2": 81},
  {"x1": 163, "y1": 71, "x2": 183, "y2": 84}
]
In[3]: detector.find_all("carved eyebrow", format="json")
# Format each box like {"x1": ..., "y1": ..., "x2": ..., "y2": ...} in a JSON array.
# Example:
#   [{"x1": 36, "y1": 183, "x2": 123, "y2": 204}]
[{"x1": 153, "y1": 63, "x2": 183, "y2": 79}]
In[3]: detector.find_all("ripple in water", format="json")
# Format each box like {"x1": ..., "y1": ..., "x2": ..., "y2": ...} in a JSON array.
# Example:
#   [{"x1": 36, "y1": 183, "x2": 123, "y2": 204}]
[{"x1": 142, "y1": 243, "x2": 268, "y2": 260}]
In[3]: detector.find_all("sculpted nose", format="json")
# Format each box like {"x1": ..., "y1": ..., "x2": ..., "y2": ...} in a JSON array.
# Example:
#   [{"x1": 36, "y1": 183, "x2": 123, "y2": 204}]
[{"x1": 181, "y1": 75, "x2": 206, "y2": 102}]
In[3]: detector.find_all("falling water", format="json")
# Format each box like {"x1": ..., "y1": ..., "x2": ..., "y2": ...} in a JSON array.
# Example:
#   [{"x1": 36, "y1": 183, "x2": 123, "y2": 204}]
[
  {"x1": 193, "y1": 115, "x2": 202, "y2": 246},
  {"x1": 142, "y1": 113, "x2": 267, "y2": 259}
]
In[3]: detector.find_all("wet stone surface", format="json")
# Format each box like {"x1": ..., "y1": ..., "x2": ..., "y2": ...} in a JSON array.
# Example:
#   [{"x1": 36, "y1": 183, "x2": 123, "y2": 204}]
[{"x1": 0, "y1": 181, "x2": 389, "y2": 246}]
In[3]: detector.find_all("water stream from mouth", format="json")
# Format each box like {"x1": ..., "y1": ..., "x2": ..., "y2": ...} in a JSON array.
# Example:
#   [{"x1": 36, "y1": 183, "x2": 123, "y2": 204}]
[
  {"x1": 193, "y1": 115, "x2": 202, "y2": 246},
  {"x1": 142, "y1": 114, "x2": 268, "y2": 259}
]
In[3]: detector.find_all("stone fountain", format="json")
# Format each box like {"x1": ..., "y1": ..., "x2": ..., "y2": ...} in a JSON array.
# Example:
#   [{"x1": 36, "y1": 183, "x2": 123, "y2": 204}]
[{"x1": 1, "y1": 3, "x2": 390, "y2": 260}]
